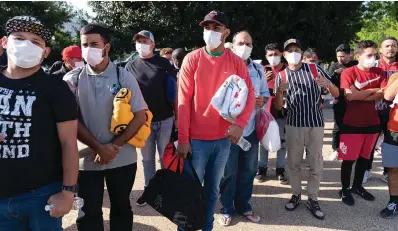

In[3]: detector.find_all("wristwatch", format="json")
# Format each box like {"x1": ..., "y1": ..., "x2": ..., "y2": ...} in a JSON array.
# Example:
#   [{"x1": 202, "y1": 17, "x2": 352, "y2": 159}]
[{"x1": 62, "y1": 185, "x2": 78, "y2": 194}]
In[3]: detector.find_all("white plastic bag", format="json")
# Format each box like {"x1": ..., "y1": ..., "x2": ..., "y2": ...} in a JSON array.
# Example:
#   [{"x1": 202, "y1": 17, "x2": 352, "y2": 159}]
[{"x1": 261, "y1": 120, "x2": 281, "y2": 152}]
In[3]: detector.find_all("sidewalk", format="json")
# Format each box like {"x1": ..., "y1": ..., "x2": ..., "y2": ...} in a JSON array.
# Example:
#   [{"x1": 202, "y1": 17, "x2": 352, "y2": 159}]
[{"x1": 62, "y1": 108, "x2": 395, "y2": 231}]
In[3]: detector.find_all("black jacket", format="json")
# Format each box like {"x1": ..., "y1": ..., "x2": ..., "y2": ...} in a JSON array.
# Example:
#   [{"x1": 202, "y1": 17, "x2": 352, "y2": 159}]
[{"x1": 52, "y1": 64, "x2": 70, "y2": 80}]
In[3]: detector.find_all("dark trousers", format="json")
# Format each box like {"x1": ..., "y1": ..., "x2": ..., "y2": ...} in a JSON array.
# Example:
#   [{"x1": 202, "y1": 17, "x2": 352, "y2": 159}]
[
  {"x1": 332, "y1": 101, "x2": 345, "y2": 151},
  {"x1": 77, "y1": 163, "x2": 137, "y2": 231}
]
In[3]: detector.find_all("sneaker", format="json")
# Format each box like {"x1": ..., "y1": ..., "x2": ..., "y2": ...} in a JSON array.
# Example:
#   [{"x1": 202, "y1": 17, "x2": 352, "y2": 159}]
[
  {"x1": 136, "y1": 193, "x2": 147, "y2": 207},
  {"x1": 381, "y1": 172, "x2": 388, "y2": 184},
  {"x1": 285, "y1": 194, "x2": 301, "y2": 211},
  {"x1": 340, "y1": 189, "x2": 355, "y2": 206},
  {"x1": 329, "y1": 150, "x2": 339, "y2": 161},
  {"x1": 277, "y1": 174, "x2": 288, "y2": 185},
  {"x1": 306, "y1": 199, "x2": 325, "y2": 220},
  {"x1": 362, "y1": 170, "x2": 372, "y2": 184},
  {"x1": 351, "y1": 186, "x2": 376, "y2": 201},
  {"x1": 255, "y1": 167, "x2": 267, "y2": 182},
  {"x1": 380, "y1": 202, "x2": 397, "y2": 219}
]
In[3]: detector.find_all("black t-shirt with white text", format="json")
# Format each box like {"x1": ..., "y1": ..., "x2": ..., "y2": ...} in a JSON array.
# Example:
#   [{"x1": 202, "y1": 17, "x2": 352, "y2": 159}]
[{"x1": 0, "y1": 68, "x2": 77, "y2": 198}]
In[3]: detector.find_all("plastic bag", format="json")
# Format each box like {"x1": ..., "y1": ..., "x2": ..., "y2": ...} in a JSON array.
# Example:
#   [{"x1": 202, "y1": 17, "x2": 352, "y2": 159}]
[{"x1": 255, "y1": 108, "x2": 281, "y2": 152}]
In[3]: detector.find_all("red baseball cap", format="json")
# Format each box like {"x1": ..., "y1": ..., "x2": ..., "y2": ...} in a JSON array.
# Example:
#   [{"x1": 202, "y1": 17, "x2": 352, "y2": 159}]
[{"x1": 62, "y1": 45, "x2": 82, "y2": 60}]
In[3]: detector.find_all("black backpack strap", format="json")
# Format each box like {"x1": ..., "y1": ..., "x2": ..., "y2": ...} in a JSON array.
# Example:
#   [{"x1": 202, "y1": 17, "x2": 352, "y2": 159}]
[
  {"x1": 252, "y1": 61, "x2": 262, "y2": 79},
  {"x1": 116, "y1": 66, "x2": 121, "y2": 87},
  {"x1": 75, "y1": 67, "x2": 84, "y2": 95}
]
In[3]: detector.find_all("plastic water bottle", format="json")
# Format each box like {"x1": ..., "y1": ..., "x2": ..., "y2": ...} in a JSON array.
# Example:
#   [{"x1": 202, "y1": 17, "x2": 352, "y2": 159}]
[
  {"x1": 237, "y1": 137, "x2": 251, "y2": 151},
  {"x1": 45, "y1": 197, "x2": 85, "y2": 214}
]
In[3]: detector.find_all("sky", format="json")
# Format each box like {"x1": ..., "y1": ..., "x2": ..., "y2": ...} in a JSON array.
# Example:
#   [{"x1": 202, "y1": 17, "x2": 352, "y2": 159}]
[{"x1": 66, "y1": 0, "x2": 95, "y2": 17}]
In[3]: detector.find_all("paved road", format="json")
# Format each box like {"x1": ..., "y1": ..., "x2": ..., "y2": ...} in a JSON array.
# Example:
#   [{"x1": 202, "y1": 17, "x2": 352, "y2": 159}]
[{"x1": 62, "y1": 108, "x2": 395, "y2": 231}]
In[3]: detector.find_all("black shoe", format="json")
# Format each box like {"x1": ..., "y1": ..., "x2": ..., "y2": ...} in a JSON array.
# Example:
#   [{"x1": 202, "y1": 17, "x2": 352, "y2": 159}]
[
  {"x1": 285, "y1": 194, "x2": 301, "y2": 211},
  {"x1": 351, "y1": 186, "x2": 375, "y2": 201},
  {"x1": 340, "y1": 189, "x2": 355, "y2": 206},
  {"x1": 306, "y1": 199, "x2": 325, "y2": 220},
  {"x1": 255, "y1": 167, "x2": 267, "y2": 182},
  {"x1": 136, "y1": 193, "x2": 147, "y2": 207},
  {"x1": 277, "y1": 174, "x2": 288, "y2": 185},
  {"x1": 380, "y1": 202, "x2": 397, "y2": 219}
]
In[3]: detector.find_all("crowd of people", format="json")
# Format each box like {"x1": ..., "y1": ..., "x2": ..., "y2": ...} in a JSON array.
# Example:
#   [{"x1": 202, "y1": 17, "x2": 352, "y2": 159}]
[{"x1": 0, "y1": 10, "x2": 397, "y2": 231}]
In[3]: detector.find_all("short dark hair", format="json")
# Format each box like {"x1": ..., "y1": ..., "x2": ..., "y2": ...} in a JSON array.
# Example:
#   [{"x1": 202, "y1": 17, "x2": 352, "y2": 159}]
[
  {"x1": 381, "y1": 36, "x2": 398, "y2": 45},
  {"x1": 265, "y1": 43, "x2": 282, "y2": 53},
  {"x1": 336, "y1": 44, "x2": 351, "y2": 54},
  {"x1": 356, "y1": 40, "x2": 377, "y2": 54},
  {"x1": 80, "y1": 24, "x2": 110, "y2": 44},
  {"x1": 303, "y1": 48, "x2": 317, "y2": 58}
]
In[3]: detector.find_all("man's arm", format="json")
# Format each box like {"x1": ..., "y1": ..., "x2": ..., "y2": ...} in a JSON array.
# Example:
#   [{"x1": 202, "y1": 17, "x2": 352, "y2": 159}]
[
  {"x1": 77, "y1": 121, "x2": 102, "y2": 151},
  {"x1": 234, "y1": 62, "x2": 255, "y2": 128},
  {"x1": 273, "y1": 74, "x2": 285, "y2": 110},
  {"x1": 363, "y1": 89, "x2": 385, "y2": 101},
  {"x1": 57, "y1": 120, "x2": 79, "y2": 187},
  {"x1": 259, "y1": 64, "x2": 271, "y2": 100},
  {"x1": 385, "y1": 73, "x2": 398, "y2": 101},
  {"x1": 178, "y1": 54, "x2": 196, "y2": 144},
  {"x1": 344, "y1": 88, "x2": 379, "y2": 101},
  {"x1": 113, "y1": 110, "x2": 146, "y2": 147},
  {"x1": 317, "y1": 65, "x2": 339, "y2": 98}
]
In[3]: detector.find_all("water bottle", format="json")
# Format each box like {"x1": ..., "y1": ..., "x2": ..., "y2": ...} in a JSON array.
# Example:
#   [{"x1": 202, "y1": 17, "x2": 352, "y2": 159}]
[
  {"x1": 45, "y1": 197, "x2": 85, "y2": 215},
  {"x1": 237, "y1": 137, "x2": 251, "y2": 151}
]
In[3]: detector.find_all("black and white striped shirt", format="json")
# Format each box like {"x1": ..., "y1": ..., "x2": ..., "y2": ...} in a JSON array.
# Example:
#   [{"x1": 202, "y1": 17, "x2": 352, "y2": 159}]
[{"x1": 274, "y1": 63, "x2": 331, "y2": 128}]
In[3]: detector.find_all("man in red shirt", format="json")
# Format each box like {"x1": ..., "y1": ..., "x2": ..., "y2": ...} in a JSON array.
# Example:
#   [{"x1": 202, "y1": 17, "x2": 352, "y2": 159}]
[
  {"x1": 176, "y1": 11, "x2": 255, "y2": 231},
  {"x1": 256, "y1": 43, "x2": 288, "y2": 184},
  {"x1": 364, "y1": 37, "x2": 398, "y2": 184},
  {"x1": 339, "y1": 40, "x2": 387, "y2": 206}
]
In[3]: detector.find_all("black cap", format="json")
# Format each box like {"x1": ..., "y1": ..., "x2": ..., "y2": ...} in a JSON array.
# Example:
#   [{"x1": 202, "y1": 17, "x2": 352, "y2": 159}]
[
  {"x1": 199, "y1": 11, "x2": 229, "y2": 28},
  {"x1": 283, "y1": 38, "x2": 302, "y2": 50},
  {"x1": 6, "y1": 16, "x2": 52, "y2": 43},
  {"x1": 133, "y1": 30, "x2": 155, "y2": 43}
]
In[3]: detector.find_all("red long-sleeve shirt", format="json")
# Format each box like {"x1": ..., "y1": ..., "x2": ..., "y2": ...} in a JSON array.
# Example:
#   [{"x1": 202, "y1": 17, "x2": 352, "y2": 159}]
[{"x1": 177, "y1": 47, "x2": 255, "y2": 144}]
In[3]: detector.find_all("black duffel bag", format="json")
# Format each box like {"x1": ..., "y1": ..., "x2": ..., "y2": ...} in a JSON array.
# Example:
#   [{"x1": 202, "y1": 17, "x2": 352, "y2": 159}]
[{"x1": 143, "y1": 155, "x2": 206, "y2": 231}]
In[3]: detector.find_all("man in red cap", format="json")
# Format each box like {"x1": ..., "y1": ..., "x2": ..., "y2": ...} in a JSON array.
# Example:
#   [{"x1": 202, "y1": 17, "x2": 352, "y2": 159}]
[{"x1": 53, "y1": 45, "x2": 84, "y2": 79}]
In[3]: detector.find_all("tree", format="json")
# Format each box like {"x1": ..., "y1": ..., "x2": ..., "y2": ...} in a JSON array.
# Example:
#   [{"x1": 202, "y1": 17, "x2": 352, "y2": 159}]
[
  {"x1": 89, "y1": 1, "x2": 364, "y2": 62},
  {"x1": 355, "y1": 1, "x2": 398, "y2": 46},
  {"x1": 0, "y1": 1, "x2": 76, "y2": 65}
]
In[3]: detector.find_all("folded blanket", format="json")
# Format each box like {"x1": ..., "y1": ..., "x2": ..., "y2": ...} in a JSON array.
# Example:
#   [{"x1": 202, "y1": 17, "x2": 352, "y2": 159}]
[
  {"x1": 209, "y1": 75, "x2": 248, "y2": 123},
  {"x1": 110, "y1": 88, "x2": 153, "y2": 148}
]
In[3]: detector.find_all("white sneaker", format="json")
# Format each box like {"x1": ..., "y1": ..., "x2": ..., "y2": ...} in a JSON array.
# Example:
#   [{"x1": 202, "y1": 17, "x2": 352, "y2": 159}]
[
  {"x1": 381, "y1": 173, "x2": 388, "y2": 183},
  {"x1": 329, "y1": 150, "x2": 339, "y2": 161},
  {"x1": 363, "y1": 170, "x2": 372, "y2": 184}
]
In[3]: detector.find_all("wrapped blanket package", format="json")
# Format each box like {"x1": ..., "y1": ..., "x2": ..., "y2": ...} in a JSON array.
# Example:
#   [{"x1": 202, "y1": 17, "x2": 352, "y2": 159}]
[{"x1": 255, "y1": 108, "x2": 281, "y2": 152}]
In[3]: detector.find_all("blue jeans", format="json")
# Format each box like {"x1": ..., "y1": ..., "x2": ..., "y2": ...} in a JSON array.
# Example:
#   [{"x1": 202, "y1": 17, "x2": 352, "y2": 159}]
[
  {"x1": 141, "y1": 116, "x2": 174, "y2": 186},
  {"x1": 0, "y1": 182, "x2": 62, "y2": 231},
  {"x1": 258, "y1": 118, "x2": 286, "y2": 172},
  {"x1": 220, "y1": 131, "x2": 259, "y2": 216},
  {"x1": 177, "y1": 138, "x2": 231, "y2": 231}
]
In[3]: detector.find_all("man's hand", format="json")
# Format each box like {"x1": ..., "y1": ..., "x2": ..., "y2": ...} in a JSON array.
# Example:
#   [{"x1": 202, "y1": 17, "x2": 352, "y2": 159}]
[
  {"x1": 96, "y1": 143, "x2": 118, "y2": 162},
  {"x1": 47, "y1": 191, "x2": 74, "y2": 218},
  {"x1": 176, "y1": 143, "x2": 191, "y2": 159},
  {"x1": 0, "y1": 134, "x2": 6, "y2": 143},
  {"x1": 350, "y1": 85, "x2": 359, "y2": 92},
  {"x1": 277, "y1": 83, "x2": 289, "y2": 93},
  {"x1": 226, "y1": 124, "x2": 243, "y2": 144},
  {"x1": 265, "y1": 71, "x2": 274, "y2": 81},
  {"x1": 315, "y1": 73, "x2": 331, "y2": 88},
  {"x1": 255, "y1": 96, "x2": 267, "y2": 108},
  {"x1": 94, "y1": 154, "x2": 109, "y2": 165}
]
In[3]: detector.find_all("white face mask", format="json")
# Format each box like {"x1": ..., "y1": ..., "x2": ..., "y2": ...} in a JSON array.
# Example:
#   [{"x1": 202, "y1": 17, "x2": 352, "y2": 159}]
[
  {"x1": 74, "y1": 61, "x2": 85, "y2": 69},
  {"x1": 136, "y1": 43, "x2": 152, "y2": 57},
  {"x1": 234, "y1": 45, "x2": 252, "y2": 61},
  {"x1": 285, "y1": 52, "x2": 302, "y2": 65},
  {"x1": 203, "y1": 30, "x2": 223, "y2": 50},
  {"x1": 267, "y1": 56, "x2": 281, "y2": 67},
  {"x1": 82, "y1": 47, "x2": 104, "y2": 66},
  {"x1": 362, "y1": 57, "x2": 376, "y2": 68},
  {"x1": 7, "y1": 39, "x2": 44, "y2": 69}
]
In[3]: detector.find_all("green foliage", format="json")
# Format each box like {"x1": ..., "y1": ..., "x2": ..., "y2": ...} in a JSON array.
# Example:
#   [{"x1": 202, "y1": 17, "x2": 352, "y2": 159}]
[
  {"x1": 89, "y1": 1, "x2": 364, "y2": 62},
  {"x1": 355, "y1": 1, "x2": 398, "y2": 47}
]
